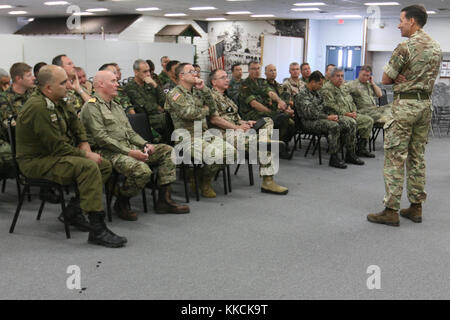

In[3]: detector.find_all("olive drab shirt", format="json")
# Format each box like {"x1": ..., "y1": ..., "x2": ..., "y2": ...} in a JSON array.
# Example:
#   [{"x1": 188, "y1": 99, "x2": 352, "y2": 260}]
[
  {"x1": 344, "y1": 79, "x2": 378, "y2": 110},
  {"x1": 320, "y1": 81, "x2": 357, "y2": 115},
  {"x1": 164, "y1": 85, "x2": 218, "y2": 138},
  {"x1": 80, "y1": 94, "x2": 147, "y2": 155},
  {"x1": 210, "y1": 88, "x2": 241, "y2": 132},
  {"x1": 267, "y1": 79, "x2": 290, "y2": 104},
  {"x1": 238, "y1": 77, "x2": 275, "y2": 116},
  {"x1": 123, "y1": 78, "x2": 166, "y2": 116},
  {"x1": 383, "y1": 28, "x2": 442, "y2": 94},
  {"x1": 227, "y1": 78, "x2": 242, "y2": 105},
  {"x1": 158, "y1": 71, "x2": 170, "y2": 87},
  {"x1": 0, "y1": 87, "x2": 34, "y2": 141},
  {"x1": 295, "y1": 87, "x2": 329, "y2": 121},
  {"x1": 16, "y1": 90, "x2": 88, "y2": 172}
]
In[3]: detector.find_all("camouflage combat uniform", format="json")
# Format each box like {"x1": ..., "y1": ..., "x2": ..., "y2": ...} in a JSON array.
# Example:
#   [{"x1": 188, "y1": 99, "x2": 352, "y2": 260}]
[
  {"x1": 227, "y1": 77, "x2": 242, "y2": 106},
  {"x1": 382, "y1": 28, "x2": 442, "y2": 210},
  {"x1": 162, "y1": 79, "x2": 178, "y2": 95},
  {"x1": 123, "y1": 78, "x2": 169, "y2": 142},
  {"x1": 158, "y1": 71, "x2": 170, "y2": 87},
  {"x1": 282, "y1": 78, "x2": 306, "y2": 103},
  {"x1": 267, "y1": 79, "x2": 291, "y2": 105},
  {"x1": 80, "y1": 94, "x2": 176, "y2": 199},
  {"x1": 65, "y1": 89, "x2": 85, "y2": 113},
  {"x1": 321, "y1": 81, "x2": 374, "y2": 140},
  {"x1": 210, "y1": 88, "x2": 276, "y2": 176},
  {"x1": 115, "y1": 86, "x2": 133, "y2": 114},
  {"x1": 345, "y1": 79, "x2": 392, "y2": 123},
  {"x1": 16, "y1": 90, "x2": 112, "y2": 213},
  {"x1": 295, "y1": 86, "x2": 357, "y2": 155},
  {"x1": 165, "y1": 85, "x2": 236, "y2": 179}
]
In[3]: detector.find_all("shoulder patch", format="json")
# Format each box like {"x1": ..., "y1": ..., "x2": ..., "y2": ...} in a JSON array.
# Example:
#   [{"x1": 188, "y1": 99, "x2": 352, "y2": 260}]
[
  {"x1": 88, "y1": 98, "x2": 97, "y2": 103},
  {"x1": 173, "y1": 93, "x2": 181, "y2": 101},
  {"x1": 50, "y1": 114, "x2": 58, "y2": 122},
  {"x1": 45, "y1": 97, "x2": 55, "y2": 110}
]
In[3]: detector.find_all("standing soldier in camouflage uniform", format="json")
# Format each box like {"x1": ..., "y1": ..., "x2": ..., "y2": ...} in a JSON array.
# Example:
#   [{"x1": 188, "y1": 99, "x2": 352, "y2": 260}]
[
  {"x1": 321, "y1": 67, "x2": 375, "y2": 158},
  {"x1": 227, "y1": 63, "x2": 243, "y2": 105},
  {"x1": 295, "y1": 71, "x2": 364, "y2": 168},
  {"x1": 81, "y1": 71, "x2": 189, "y2": 221},
  {"x1": 161, "y1": 60, "x2": 180, "y2": 94},
  {"x1": 165, "y1": 63, "x2": 236, "y2": 198},
  {"x1": 209, "y1": 69, "x2": 288, "y2": 194},
  {"x1": 345, "y1": 65, "x2": 391, "y2": 123},
  {"x1": 239, "y1": 61, "x2": 296, "y2": 158},
  {"x1": 265, "y1": 64, "x2": 291, "y2": 105},
  {"x1": 159, "y1": 56, "x2": 171, "y2": 87},
  {"x1": 52, "y1": 54, "x2": 92, "y2": 113},
  {"x1": 124, "y1": 59, "x2": 170, "y2": 142},
  {"x1": 16, "y1": 65, "x2": 126, "y2": 248},
  {"x1": 300, "y1": 62, "x2": 311, "y2": 84},
  {"x1": 282, "y1": 62, "x2": 305, "y2": 107},
  {"x1": 368, "y1": 5, "x2": 442, "y2": 226}
]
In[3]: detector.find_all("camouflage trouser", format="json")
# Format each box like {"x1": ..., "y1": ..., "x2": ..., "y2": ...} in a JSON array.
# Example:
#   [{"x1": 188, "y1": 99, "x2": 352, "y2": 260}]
[
  {"x1": 243, "y1": 110, "x2": 296, "y2": 143},
  {"x1": 102, "y1": 144, "x2": 176, "y2": 198},
  {"x1": 19, "y1": 156, "x2": 112, "y2": 213},
  {"x1": 359, "y1": 104, "x2": 392, "y2": 123},
  {"x1": 302, "y1": 116, "x2": 357, "y2": 154},
  {"x1": 0, "y1": 141, "x2": 14, "y2": 179},
  {"x1": 354, "y1": 113, "x2": 374, "y2": 140},
  {"x1": 383, "y1": 99, "x2": 432, "y2": 211}
]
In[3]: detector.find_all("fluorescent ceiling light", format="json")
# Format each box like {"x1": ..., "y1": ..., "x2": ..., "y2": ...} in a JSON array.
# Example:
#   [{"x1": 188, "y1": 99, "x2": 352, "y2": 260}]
[
  {"x1": 86, "y1": 8, "x2": 109, "y2": 12},
  {"x1": 136, "y1": 7, "x2": 160, "y2": 12},
  {"x1": 427, "y1": 11, "x2": 436, "y2": 14},
  {"x1": 28, "y1": 18, "x2": 34, "y2": 22},
  {"x1": 291, "y1": 8, "x2": 321, "y2": 11},
  {"x1": 226, "y1": 11, "x2": 252, "y2": 14},
  {"x1": 9, "y1": 11, "x2": 27, "y2": 15},
  {"x1": 206, "y1": 17, "x2": 227, "y2": 21},
  {"x1": 0, "y1": 5, "x2": 13, "y2": 9},
  {"x1": 364, "y1": 2, "x2": 400, "y2": 5},
  {"x1": 293, "y1": 2, "x2": 326, "y2": 6},
  {"x1": 44, "y1": 1, "x2": 69, "y2": 5},
  {"x1": 189, "y1": 7, "x2": 217, "y2": 11},
  {"x1": 251, "y1": 14, "x2": 275, "y2": 17},
  {"x1": 335, "y1": 15, "x2": 362, "y2": 18},
  {"x1": 164, "y1": 13, "x2": 187, "y2": 17}
]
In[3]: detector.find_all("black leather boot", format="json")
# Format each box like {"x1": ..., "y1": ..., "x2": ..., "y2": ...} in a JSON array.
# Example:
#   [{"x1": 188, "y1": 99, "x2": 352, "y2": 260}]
[
  {"x1": 58, "y1": 197, "x2": 90, "y2": 232},
  {"x1": 88, "y1": 212, "x2": 127, "y2": 248},
  {"x1": 39, "y1": 187, "x2": 61, "y2": 204},
  {"x1": 345, "y1": 152, "x2": 365, "y2": 165},
  {"x1": 114, "y1": 195, "x2": 138, "y2": 221},
  {"x1": 357, "y1": 139, "x2": 375, "y2": 158},
  {"x1": 329, "y1": 153, "x2": 347, "y2": 169}
]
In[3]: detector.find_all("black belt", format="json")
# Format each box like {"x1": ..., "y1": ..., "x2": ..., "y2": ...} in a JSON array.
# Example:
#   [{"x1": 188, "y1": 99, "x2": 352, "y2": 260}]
[{"x1": 394, "y1": 92, "x2": 430, "y2": 100}]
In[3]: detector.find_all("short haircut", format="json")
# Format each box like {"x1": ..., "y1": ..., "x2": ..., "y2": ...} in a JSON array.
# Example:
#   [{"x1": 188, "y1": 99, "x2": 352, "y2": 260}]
[
  {"x1": 330, "y1": 67, "x2": 344, "y2": 77},
  {"x1": 231, "y1": 63, "x2": 241, "y2": 72},
  {"x1": 33, "y1": 62, "x2": 47, "y2": 77},
  {"x1": 300, "y1": 62, "x2": 310, "y2": 70},
  {"x1": 326, "y1": 64, "x2": 336, "y2": 72},
  {"x1": 10, "y1": 62, "x2": 32, "y2": 81},
  {"x1": 0, "y1": 67, "x2": 8, "y2": 78},
  {"x1": 193, "y1": 64, "x2": 200, "y2": 69},
  {"x1": 360, "y1": 65, "x2": 372, "y2": 73},
  {"x1": 99, "y1": 63, "x2": 116, "y2": 71},
  {"x1": 402, "y1": 4, "x2": 427, "y2": 27},
  {"x1": 248, "y1": 61, "x2": 259, "y2": 68},
  {"x1": 175, "y1": 63, "x2": 190, "y2": 80},
  {"x1": 133, "y1": 59, "x2": 147, "y2": 71},
  {"x1": 146, "y1": 59, "x2": 155, "y2": 72},
  {"x1": 209, "y1": 69, "x2": 222, "y2": 83},
  {"x1": 52, "y1": 54, "x2": 66, "y2": 66},
  {"x1": 309, "y1": 70, "x2": 325, "y2": 83},
  {"x1": 36, "y1": 66, "x2": 54, "y2": 89},
  {"x1": 110, "y1": 63, "x2": 119, "y2": 67},
  {"x1": 289, "y1": 62, "x2": 300, "y2": 68},
  {"x1": 166, "y1": 60, "x2": 180, "y2": 73},
  {"x1": 160, "y1": 56, "x2": 169, "y2": 63},
  {"x1": 74, "y1": 66, "x2": 83, "y2": 73}
]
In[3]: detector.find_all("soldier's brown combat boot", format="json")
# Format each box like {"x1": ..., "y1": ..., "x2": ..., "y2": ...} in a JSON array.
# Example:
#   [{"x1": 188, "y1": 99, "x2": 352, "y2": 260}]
[
  {"x1": 200, "y1": 175, "x2": 217, "y2": 198},
  {"x1": 155, "y1": 185, "x2": 190, "y2": 214},
  {"x1": 114, "y1": 195, "x2": 138, "y2": 221},
  {"x1": 400, "y1": 203, "x2": 422, "y2": 223},
  {"x1": 261, "y1": 176, "x2": 288, "y2": 195},
  {"x1": 367, "y1": 208, "x2": 399, "y2": 227}
]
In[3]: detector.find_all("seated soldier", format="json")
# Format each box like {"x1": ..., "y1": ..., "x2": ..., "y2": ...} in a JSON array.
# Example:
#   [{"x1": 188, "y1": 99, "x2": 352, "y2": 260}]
[
  {"x1": 239, "y1": 61, "x2": 296, "y2": 159},
  {"x1": 344, "y1": 65, "x2": 392, "y2": 124},
  {"x1": 321, "y1": 67, "x2": 375, "y2": 158},
  {"x1": 146, "y1": 59, "x2": 161, "y2": 86},
  {"x1": 295, "y1": 71, "x2": 364, "y2": 168},
  {"x1": 99, "y1": 63, "x2": 134, "y2": 115},
  {"x1": 158, "y1": 56, "x2": 171, "y2": 87},
  {"x1": 124, "y1": 59, "x2": 170, "y2": 142},
  {"x1": 75, "y1": 66, "x2": 93, "y2": 95},
  {"x1": 265, "y1": 64, "x2": 291, "y2": 105},
  {"x1": 81, "y1": 71, "x2": 189, "y2": 221},
  {"x1": 209, "y1": 69, "x2": 288, "y2": 195},
  {"x1": 0, "y1": 68, "x2": 11, "y2": 92},
  {"x1": 282, "y1": 62, "x2": 305, "y2": 107},
  {"x1": 15, "y1": 65, "x2": 126, "y2": 248},
  {"x1": 162, "y1": 60, "x2": 180, "y2": 94},
  {"x1": 227, "y1": 63, "x2": 243, "y2": 105},
  {"x1": 300, "y1": 62, "x2": 311, "y2": 84}
]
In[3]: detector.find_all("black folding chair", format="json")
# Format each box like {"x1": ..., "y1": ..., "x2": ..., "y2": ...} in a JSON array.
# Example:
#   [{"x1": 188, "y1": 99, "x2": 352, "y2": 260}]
[
  {"x1": 7, "y1": 117, "x2": 73, "y2": 239},
  {"x1": 369, "y1": 89, "x2": 389, "y2": 152}
]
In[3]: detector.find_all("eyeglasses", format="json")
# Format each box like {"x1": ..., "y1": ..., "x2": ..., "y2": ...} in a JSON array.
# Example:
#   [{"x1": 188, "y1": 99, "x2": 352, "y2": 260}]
[{"x1": 181, "y1": 70, "x2": 198, "y2": 75}]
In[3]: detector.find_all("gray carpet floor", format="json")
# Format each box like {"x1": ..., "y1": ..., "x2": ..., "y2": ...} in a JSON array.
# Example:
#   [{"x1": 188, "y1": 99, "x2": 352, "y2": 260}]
[{"x1": 1, "y1": 136, "x2": 449, "y2": 300}]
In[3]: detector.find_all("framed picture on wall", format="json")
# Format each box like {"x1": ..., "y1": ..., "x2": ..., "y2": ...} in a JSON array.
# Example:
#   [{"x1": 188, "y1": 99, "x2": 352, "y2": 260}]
[
  {"x1": 440, "y1": 60, "x2": 450, "y2": 78},
  {"x1": 442, "y1": 62, "x2": 448, "y2": 69}
]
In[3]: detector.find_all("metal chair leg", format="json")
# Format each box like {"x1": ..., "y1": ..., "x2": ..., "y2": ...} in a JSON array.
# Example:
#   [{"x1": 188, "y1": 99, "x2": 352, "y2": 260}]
[
  {"x1": 226, "y1": 165, "x2": 232, "y2": 193},
  {"x1": 248, "y1": 163, "x2": 254, "y2": 186},
  {"x1": 36, "y1": 200, "x2": 45, "y2": 220},
  {"x1": 193, "y1": 165, "x2": 200, "y2": 201},
  {"x1": 223, "y1": 168, "x2": 228, "y2": 195},
  {"x1": 181, "y1": 165, "x2": 190, "y2": 203},
  {"x1": 142, "y1": 189, "x2": 148, "y2": 213},
  {"x1": 234, "y1": 164, "x2": 241, "y2": 176},
  {"x1": 58, "y1": 186, "x2": 70, "y2": 239},
  {"x1": 2, "y1": 179, "x2": 6, "y2": 193},
  {"x1": 9, "y1": 184, "x2": 27, "y2": 234}
]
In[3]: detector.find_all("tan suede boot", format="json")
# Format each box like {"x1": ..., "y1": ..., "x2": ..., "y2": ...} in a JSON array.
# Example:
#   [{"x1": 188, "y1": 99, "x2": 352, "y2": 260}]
[
  {"x1": 155, "y1": 185, "x2": 190, "y2": 214},
  {"x1": 114, "y1": 195, "x2": 138, "y2": 221},
  {"x1": 201, "y1": 175, "x2": 217, "y2": 198},
  {"x1": 400, "y1": 203, "x2": 422, "y2": 223},
  {"x1": 261, "y1": 176, "x2": 288, "y2": 195},
  {"x1": 367, "y1": 208, "x2": 399, "y2": 227}
]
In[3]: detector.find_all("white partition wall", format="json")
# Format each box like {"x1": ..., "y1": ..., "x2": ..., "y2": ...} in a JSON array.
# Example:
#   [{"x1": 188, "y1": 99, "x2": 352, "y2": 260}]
[
  {"x1": 0, "y1": 35, "x2": 24, "y2": 72},
  {"x1": 263, "y1": 35, "x2": 304, "y2": 83}
]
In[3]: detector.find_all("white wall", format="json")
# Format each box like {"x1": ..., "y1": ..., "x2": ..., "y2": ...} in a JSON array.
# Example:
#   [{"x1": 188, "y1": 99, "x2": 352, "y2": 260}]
[
  {"x1": 307, "y1": 19, "x2": 320, "y2": 72},
  {"x1": 0, "y1": 17, "x2": 20, "y2": 34}
]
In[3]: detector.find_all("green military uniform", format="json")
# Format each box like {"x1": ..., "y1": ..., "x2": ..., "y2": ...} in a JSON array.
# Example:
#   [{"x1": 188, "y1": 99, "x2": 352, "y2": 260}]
[
  {"x1": 158, "y1": 71, "x2": 170, "y2": 87},
  {"x1": 267, "y1": 79, "x2": 290, "y2": 105},
  {"x1": 0, "y1": 137, "x2": 14, "y2": 179},
  {"x1": 115, "y1": 86, "x2": 133, "y2": 113},
  {"x1": 239, "y1": 77, "x2": 296, "y2": 144},
  {"x1": 162, "y1": 79, "x2": 178, "y2": 95},
  {"x1": 80, "y1": 94, "x2": 176, "y2": 199},
  {"x1": 295, "y1": 86, "x2": 357, "y2": 155},
  {"x1": 301, "y1": 77, "x2": 309, "y2": 84},
  {"x1": 15, "y1": 90, "x2": 112, "y2": 213},
  {"x1": 65, "y1": 89, "x2": 85, "y2": 112},
  {"x1": 165, "y1": 85, "x2": 236, "y2": 179},
  {"x1": 282, "y1": 78, "x2": 306, "y2": 103},
  {"x1": 321, "y1": 80, "x2": 374, "y2": 141},
  {"x1": 210, "y1": 88, "x2": 275, "y2": 176},
  {"x1": 123, "y1": 78, "x2": 169, "y2": 142},
  {"x1": 227, "y1": 77, "x2": 242, "y2": 106},
  {"x1": 381, "y1": 28, "x2": 442, "y2": 211},
  {"x1": 344, "y1": 79, "x2": 391, "y2": 123}
]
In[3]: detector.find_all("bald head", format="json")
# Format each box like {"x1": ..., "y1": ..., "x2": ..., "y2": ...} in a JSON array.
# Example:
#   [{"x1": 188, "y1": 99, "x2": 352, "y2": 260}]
[
  {"x1": 37, "y1": 65, "x2": 68, "y2": 101},
  {"x1": 37, "y1": 65, "x2": 65, "y2": 89},
  {"x1": 93, "y1": 70, "x2": 118, "y2": 101},
  {"x1": 265, "y1": 64, "x2": 277, "y2": 81}
]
